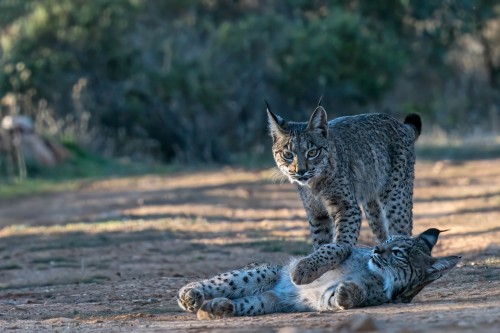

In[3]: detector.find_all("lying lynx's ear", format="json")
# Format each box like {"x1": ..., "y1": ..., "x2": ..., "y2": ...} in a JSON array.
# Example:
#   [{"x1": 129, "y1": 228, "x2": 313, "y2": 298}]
[
  {"x1": 426, "y1": 255, "x2": 461, "y2": 282},
  {"x1": 266, "y1": 101, "x2": 287, "y2": 140},
  {"x1": 418, "y1": 228, "x2": 447, "y2": 251},
  {"x1": 392, "y1": 255, "x2": 460, "y2": 304},
  {"x1": 307, "y1": 106, "x2": 328, "y2": 138}
]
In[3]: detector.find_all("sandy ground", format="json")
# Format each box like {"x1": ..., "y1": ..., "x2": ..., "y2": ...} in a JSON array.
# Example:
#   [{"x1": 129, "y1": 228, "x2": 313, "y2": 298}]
[{"x1": 0, "y1": 160, "x2": 499, "y2": 332}]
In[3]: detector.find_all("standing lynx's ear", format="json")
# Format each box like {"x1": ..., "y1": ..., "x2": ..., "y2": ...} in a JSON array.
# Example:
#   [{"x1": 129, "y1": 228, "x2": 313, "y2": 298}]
[
  {"x1": 307, "y1": 106, "x2": 328, "y2": 138},
  {"x1": 266, "y1": 101, "x2": 286, "y2": 140}
]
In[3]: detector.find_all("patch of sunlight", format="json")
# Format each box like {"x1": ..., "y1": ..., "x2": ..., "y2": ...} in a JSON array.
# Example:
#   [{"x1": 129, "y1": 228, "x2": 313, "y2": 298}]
[
  {"x1": 0, "y1": 214, "x2": 297, "y2": 239},
  {"x1": 194, "y1": 235, "x2": 308, "y2": 247},
  {"x1": 0, "y1": 274, "x2": 112, "y2": 290},
  {"x1": 0, "y1": 217, "x2": 210, "y2": 238},
  {"x1": 479, "y1": 257, "x2": 500, "y2": 267}
]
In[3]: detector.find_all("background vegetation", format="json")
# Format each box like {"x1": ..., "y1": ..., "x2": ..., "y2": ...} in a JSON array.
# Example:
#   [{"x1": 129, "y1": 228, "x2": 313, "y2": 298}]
[{"x1": 0, "y1": 0, "x2": 499, "y2": 173}]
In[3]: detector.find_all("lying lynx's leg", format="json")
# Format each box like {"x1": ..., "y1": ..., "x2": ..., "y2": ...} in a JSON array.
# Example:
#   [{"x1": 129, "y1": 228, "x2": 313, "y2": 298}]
[
  {"x1": 232, "y1": 291, "x2": 281, "y2": 316},
  {"x1": 298, "y1": 185, "x2": 334, "y2": 250},
  {"x1": 197, "y1": 297, "x2": 235, "y2": 320},
  {"x1": 178, "y1": 282, "x2": 206, "y2": 312},
  {"x1": 197, "y1": 291, "x2": 280, "y2": 320},
  {"x1": 178, "y1": 263, "x2": 281, "y2": 313},
  {"x1": 291, "y1": 194, "x2": 361, "y2": 285},
  {"x1": 331, "y1": 281, "x2": 367, "y2": 310}
]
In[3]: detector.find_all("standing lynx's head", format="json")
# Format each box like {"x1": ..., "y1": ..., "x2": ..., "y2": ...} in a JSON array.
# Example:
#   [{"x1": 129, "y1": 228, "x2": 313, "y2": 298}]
[
  {"x1": 267, "y1": 104, "x2": 329, "y2": 186},
  {"x1": 369, "y1": 228, "x2": 460, "y2": 302}
]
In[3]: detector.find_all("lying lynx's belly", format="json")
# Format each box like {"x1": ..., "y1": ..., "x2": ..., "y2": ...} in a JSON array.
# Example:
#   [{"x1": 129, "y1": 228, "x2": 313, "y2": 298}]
[{"x1": 274, "y1": 248, "x2": 378, "y2": 312}]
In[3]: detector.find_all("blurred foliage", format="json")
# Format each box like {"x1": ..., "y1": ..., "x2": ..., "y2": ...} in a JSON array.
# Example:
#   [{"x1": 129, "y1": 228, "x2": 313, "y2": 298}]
[
  {"x1": 0, "y1": 139, "x2": 174, "y2": 199},
  {"x1": 0, "y1": 0, "x2": 499, "y2": 164}
]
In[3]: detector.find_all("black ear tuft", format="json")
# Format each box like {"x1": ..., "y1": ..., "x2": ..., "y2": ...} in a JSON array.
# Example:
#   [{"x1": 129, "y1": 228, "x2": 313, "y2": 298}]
[
  {"x1": 266, "y1": 101, "x2": 286, "y2": 139},
  {"x1": 418, "y1": 228, "x2": 444, "y2": 251},
  {"x1": 317, "y1": 95, "x2": 323, "y2": 107},
  {"x1": 265, "y1": 100, "x2": 271, "y2": 112}
]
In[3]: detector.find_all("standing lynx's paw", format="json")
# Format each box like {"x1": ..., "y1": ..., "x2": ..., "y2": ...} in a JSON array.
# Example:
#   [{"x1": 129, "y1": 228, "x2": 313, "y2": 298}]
[
  {"x1": 332, "y1": 281, "x2": 363, "y2": 310},
  {"x1": 197, "y1": 298, "x2": 235, "y2": 320},
  {"x1": 177, "y1": 285, "x2": 205, "y2": 313},
  {"x1": 291, "y1": 257, "x2": 330, "y2": 285}
]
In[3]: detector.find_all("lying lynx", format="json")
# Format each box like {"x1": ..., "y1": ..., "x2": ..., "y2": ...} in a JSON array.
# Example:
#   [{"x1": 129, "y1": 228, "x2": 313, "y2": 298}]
[
  {"x1": 178, "y1": 229, "x2": 459, "y2": 320},
  {"x1": 267, "y1": 104, "x2": 422, "y2": 284}
]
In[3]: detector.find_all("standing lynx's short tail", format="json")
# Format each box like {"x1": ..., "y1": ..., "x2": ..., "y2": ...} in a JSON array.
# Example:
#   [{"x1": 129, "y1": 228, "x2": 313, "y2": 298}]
[{"x1": 404, "y1": 113, "x2": 422, "y2": 140}]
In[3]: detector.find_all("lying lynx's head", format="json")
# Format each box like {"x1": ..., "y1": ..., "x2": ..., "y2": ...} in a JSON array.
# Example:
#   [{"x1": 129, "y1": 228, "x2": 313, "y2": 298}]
[
  {"x1": 369, "y1": 228, "x2": 460, "y2": 302},
  {"x1": 267, "y1": 104, "x2": 329, "y2": 186}
]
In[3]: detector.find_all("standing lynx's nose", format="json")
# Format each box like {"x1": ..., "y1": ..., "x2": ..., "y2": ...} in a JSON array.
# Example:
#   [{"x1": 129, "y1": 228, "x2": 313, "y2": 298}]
[
  {"x1": 297, "y1": 169, "x2": 307, "y2": 176},
  {"x1": 289, "y1": 165, "x2": 306, "y2": 176},
  {"x1": 373, "y1": 245, "x2": 383, "y2": 254}
]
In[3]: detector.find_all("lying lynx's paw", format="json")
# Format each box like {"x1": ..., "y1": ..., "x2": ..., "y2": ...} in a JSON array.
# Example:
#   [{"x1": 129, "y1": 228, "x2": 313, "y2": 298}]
[
  {"x1": 197, "y1": 298, "x2": 235, "y2": 320},
  {"x1": 333, "y1": 281, "x2": 363, "y2": 310},
  {"x1": 177, "y1": 285, "x2": 204, "y2": 313},
  {"x1": 290, "y1": 257, "x2": 330, "y2": 285}
]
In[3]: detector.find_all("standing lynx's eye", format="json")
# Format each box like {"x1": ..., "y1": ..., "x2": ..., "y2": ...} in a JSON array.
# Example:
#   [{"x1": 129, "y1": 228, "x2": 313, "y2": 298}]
[
  {"x1": 307, "y1": 148, "x2": 319, "y2": 159},
  {"x1": 282, "y1": 150, "x2": 293, "y2": 160}
]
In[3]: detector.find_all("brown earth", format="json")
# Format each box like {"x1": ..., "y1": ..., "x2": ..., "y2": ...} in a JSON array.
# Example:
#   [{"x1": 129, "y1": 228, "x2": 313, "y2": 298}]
[{"x1": 0, "y1": 160, "x2": 499, "y2": 332}]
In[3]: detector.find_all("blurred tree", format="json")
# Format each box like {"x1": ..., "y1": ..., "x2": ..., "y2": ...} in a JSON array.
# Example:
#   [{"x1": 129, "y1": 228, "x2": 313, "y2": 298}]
[{"x1": 0, "y1": 0, "x2": 498, "y2": 163}]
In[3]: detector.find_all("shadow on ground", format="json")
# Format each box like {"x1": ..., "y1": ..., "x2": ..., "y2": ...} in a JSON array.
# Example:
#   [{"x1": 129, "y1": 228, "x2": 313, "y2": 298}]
[{"x1": 0, "y1": 162, "x2": 499, "y2": 332}]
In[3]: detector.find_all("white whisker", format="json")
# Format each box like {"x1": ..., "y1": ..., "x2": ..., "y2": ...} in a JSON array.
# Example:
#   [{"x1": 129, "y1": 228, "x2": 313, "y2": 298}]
[{"x1": 269, "y1": 167, "x2": 288, "y2": 184}]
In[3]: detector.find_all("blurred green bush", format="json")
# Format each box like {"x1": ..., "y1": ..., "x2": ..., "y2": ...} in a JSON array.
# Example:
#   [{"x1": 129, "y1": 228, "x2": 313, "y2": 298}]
[{"x1": 0, "y1": 0, "x2": 499, "y2": 164}]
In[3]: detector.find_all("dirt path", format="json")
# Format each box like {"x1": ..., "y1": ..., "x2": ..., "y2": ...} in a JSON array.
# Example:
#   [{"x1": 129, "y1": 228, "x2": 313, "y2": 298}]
[{"x1": 0, "y1": 160, "x2": 499, "y2": 332}]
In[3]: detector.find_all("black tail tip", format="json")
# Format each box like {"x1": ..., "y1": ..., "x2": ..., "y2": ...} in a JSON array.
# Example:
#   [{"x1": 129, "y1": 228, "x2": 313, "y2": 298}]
[{"x1": 404, "y1": 113, "x2": 422, "y2": 137}]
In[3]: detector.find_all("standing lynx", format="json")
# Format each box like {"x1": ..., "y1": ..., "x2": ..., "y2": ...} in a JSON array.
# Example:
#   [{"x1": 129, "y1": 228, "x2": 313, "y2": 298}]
[
  {"x1": 267, "y1": 104, "x2": 422, "y2": 285},
  {"x1": 178, "y1": 229, "x2": 459, "y2": 319}
]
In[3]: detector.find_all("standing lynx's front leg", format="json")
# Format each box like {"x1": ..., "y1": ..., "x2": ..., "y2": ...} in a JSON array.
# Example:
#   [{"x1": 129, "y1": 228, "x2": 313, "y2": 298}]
[
  {"x1": 292, "y1": 187, "x2": 362, "y2": 285},
  {"x1": 298, "y1": 186, "x2": 334, "y2": 250}
]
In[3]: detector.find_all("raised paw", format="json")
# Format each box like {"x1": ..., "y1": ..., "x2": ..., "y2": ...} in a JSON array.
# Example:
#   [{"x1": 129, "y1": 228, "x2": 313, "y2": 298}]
[
  {"x1": 177, "y1": 285, "x2": 205, "y2": 313},
  {"x1": 291, "y1": 257, "x2": 330, "y2": 285},
  {"x1": 332, "y1": 281, "x2": 364, "y2": 310},
  {"x1": 197, "y1": 298, "x2": 235, "y2": 320}
]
